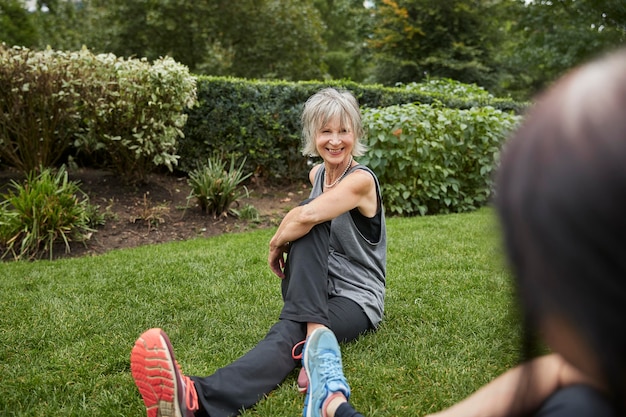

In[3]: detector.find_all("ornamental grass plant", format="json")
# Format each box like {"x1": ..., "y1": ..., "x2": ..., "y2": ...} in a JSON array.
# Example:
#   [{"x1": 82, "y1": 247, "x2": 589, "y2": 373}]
[
  {"x1": 0, "y1": 166, "x2": 101, "y2": 261},
  {"x1": 187, "y1": 155, "x2": 252, "y2": 217},
  {"x1": 0, "y1": 208, "x2": 521, "y2": 416}
]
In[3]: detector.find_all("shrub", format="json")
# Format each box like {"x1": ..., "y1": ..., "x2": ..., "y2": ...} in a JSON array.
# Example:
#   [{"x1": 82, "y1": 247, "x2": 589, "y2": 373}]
[
  {"x1": 0, "y1": 166, "x2": 99, "y2": 260},
  {"x1": 75, "y1": 53, "x2": 197, "y2": 183},
  {"x1": 361, "y1": 103, "x2": 522, "y2": 216},
  {"x1": 187, "y1": 156, "x2": 252, "y2": 217},
  {"x1": 0, "y1": 44, "x2": 82, "y2": 173},
  {"x1": 0, "y1": 45, "x2": 197, "y2": 182}
]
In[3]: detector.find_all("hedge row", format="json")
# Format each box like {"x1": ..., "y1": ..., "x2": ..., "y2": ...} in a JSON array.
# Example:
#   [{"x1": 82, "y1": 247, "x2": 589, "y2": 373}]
[{"x1": 179, "y1": 76, "x2": 525, "y2": 182}]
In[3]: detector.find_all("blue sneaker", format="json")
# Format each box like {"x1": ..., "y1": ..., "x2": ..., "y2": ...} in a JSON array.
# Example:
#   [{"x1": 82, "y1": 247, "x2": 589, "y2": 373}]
[{"x1": 302, "y1": 327, "x2": 351, "y2": 417}]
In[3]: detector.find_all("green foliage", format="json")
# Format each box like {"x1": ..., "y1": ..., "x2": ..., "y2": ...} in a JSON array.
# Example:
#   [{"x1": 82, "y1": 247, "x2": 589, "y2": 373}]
[
  {"x1": 180, "y1": 76, "x2": 526, "y2": 185},
  {"x1": 496, "y1": 0, "x2": 626, "y2": 99},
  {"x1": 2, "y1": 0, "x2": 624, "y2": 102},
  {"x1": 361, "y1": 103, "x2": 521, "y2": 216},
  {"x1": 187, "y1": 156, "x2": 253, "y2": 217},
  {"x1": 368, "y1": 0, "x2": 502, "y2": 90},
  {"x1": 0, "y1": 44, "x2": 83, "y2": 173},
  {"x1": 180, "y1": 78, "x2": 311, "y2": 181},
  {"x1": 313, "y1": 0, "x2": 374, "y2": 81},
  {"x1": 0, "y1": 0, "x2": 38, "y2": 48},
  {"x1": 227, "y1": 0, "x2": 327, "y2": 81},
  {"x1": 0, "y1": 45, "x2": 197, "y2": 181},
  {"x1": 74, "y1": 52, "x2": 197, "y2": 183},
  {"x1": 0, "y1": 166, "x2": 98, "y2": 260},
  {"x1": 82, "y1": 0, "x2": 328, "y2": 81},
  {"x1": 82, "y1": 0, "x2": 221, "y2": 74}
]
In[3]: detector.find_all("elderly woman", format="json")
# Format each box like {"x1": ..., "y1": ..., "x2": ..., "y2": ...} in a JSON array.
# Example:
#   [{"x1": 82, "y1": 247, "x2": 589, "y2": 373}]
[{"x1": 130, "y1": 87, "x2": 387, "y2": 417}]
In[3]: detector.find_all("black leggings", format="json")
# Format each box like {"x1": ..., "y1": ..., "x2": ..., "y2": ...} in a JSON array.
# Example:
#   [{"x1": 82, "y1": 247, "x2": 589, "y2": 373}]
[{"x1": 335, "y1": 402, "x2": 365, "y2": 417}]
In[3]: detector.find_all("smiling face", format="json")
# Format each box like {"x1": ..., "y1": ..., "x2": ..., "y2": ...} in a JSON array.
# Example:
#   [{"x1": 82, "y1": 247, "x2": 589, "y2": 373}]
[
  {"x1": 315, "y1": 115, "x2": 355, "y2": 165},
  {"x1": 300, "y1": 88, "x2": 366, "y2": 158}
]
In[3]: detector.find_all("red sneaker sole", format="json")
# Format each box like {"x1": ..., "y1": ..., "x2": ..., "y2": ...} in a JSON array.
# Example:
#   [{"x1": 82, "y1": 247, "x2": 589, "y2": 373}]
[{"x1": 130, "y1": 328, "x2": 180, "y2": 417}]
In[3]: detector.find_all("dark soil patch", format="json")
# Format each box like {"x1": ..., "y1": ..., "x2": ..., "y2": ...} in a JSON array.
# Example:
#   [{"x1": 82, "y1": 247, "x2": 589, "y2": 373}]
[{"x1": 0, "y1": 168, "x2": 309, "y2": 260}]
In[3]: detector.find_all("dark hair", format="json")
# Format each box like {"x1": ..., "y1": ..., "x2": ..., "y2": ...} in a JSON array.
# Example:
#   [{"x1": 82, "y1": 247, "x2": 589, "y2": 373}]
[{"x1": 495, "y1": 49, "x2": 626, "y2": 410}]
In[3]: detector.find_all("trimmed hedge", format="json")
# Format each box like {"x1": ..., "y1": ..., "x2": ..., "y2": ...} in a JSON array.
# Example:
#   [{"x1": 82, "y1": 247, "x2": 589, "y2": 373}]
[
  {"x1": 361, "y1": 103, "x2": 521, "y2": 215},
  {"x1": 179, "y1": 76, "x2": 526, "y2": 184}
]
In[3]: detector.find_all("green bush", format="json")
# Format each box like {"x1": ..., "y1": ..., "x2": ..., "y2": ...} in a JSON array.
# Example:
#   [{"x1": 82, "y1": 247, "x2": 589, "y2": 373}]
[
  {"x1": 0, "y1": 44, "x2": 82, "y2": 173},
  {"x1": 180, "y1": 78, "x2": 309, "y2": 182},
  {"x1": 186, "y1": 155, "x2": 252, "y2": 217},
  {"x1": 180, "y1": 77, "x2": 527, "y2": 185},
  {"x1": 0, "y1": 166, "x2": 99, "y2": 260},
  {"x1": 74, "y1": 52, "x2": 197, "y2": 183},
  {"x1": 0, "y1": 45, "x2": 197, "y2": 182},
  {"x1": 361, "y1": 103, "x2": 522, "y2": 216}
]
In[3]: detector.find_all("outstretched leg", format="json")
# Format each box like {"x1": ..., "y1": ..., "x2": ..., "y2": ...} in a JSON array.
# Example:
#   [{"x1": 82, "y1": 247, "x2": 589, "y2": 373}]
[
  {"x1": 191, "y1": 319, "x2": 305, "y2": 417},
  {"x1": 132, "y1": 220, "x2": 371, "y2": 417}
]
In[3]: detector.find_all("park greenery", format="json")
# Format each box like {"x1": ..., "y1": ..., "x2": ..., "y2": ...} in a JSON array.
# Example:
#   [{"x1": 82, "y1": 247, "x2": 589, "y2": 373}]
[
  {"x1": 1, "y1": 0, "x2": 625, "y2": 100},
  {"x1": 1, "y1": 3, "x2": 621, "y2": 248},
  {"x1": 0, "y1": 43, "x2": 522, "y2": 261}
]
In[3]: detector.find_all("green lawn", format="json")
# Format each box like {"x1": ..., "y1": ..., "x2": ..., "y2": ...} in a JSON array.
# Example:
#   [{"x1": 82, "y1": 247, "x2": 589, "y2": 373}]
[{"x1": 0, "y1": 207, "x2": 521, "y2": 417}]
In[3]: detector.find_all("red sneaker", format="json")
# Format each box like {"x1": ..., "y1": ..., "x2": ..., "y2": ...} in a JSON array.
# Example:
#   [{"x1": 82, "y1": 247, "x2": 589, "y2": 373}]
[{"x1": 130, "y1": 328, "x2": 199, "y2": 417}]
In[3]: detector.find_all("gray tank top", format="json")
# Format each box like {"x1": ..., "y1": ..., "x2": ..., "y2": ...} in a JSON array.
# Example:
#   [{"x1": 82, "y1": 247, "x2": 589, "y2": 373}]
[{"x1": 311, "y1": 164, "x2": 387, "y2": 328}]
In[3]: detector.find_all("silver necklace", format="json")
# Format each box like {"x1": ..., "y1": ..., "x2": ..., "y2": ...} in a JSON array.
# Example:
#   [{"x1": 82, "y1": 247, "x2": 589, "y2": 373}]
[{"x1": 325, "y1": 156, "x2": 353, "y2": 188}]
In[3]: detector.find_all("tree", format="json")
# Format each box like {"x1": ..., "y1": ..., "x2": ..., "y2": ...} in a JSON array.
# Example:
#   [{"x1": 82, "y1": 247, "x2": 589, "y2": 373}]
[
  {"x1": 223, "y1": 0, "x2": 326, "y2": 81},
  {"x1": 78, "y1": 0, "x2": 327, "y2": 80},
  {"x1": 367, "y1": 0, "x2": 502, "y2": 89},
  {"x1": 28, "y1": 0, "x2": 89, "y2": 50},
  {"x1": 78, "y1": 0, "x2": 219, "y2": 72},
  {"x1": 313, "y1": 0, "x2": 374, "y2": 82},
  {"x1": 502, "y1": 0, "x2": 626, "y2": 98},
  {"x1": 0, "y1": 0, "x2": 38, "y2": 47}
]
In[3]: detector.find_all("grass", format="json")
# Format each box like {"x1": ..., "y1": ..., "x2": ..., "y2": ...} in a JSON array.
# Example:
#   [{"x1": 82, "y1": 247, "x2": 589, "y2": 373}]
[{"x1": 0, "y1": 207, "x2": 522, "y2": 417}]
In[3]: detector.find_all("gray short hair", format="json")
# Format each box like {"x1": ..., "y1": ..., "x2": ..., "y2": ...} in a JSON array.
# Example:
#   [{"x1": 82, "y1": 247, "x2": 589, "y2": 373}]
[{"x1": 300, "y1": 88, "x2": 367, "y2": 157}]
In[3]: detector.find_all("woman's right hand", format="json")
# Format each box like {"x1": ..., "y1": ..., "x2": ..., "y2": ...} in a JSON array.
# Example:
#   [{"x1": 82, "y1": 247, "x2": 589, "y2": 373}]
[{"x1": 268, "y1": 243, "x2": 289, "y2": 279}]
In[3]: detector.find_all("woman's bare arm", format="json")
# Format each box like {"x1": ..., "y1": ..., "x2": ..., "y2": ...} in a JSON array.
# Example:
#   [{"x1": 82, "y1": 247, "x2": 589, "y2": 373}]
[
  {"x1": 268, "y1": 168, "x2": 375, "y2": 277},
  {"x1": 425, "y1": 354, "x2": 598, "y2": 417}
]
